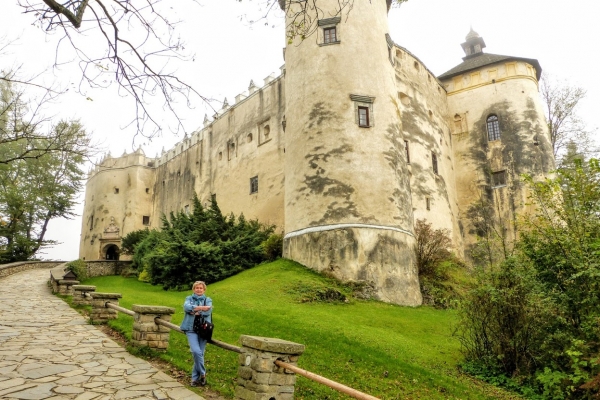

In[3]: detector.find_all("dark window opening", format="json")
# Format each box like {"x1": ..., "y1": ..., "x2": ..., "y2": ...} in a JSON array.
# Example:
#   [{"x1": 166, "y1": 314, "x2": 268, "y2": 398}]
[
  {"x1": 492, "y1": 170, "x2": 507, "y2": 188},
  {"x1": 250, "y1": 176, "x2": 259, "y2": 194},
  {"x1": 404, "y1": 140, "x2": 410, "y2": 164},
  {"x1": 426, "y1": 197, "x2": 431, "y2": 211},
  {"x1": 487, "y1": 115, "x2": 501, "y2": 141},
  {"x1": 358, "y1": 106, "x2": 370, "y2": 127},
  {"x1": 142, "y1": 216, "x2": 150, "y2": 225},
  {"x1": 90, "y1": 215, "x2": 94, "y2": 231},
  {"x1": 114, "y1": 188, "x2": 119, "y2": 194},
  {"x1": 145, "y1": 188, "x2": 150, "y2": 194},
  {"x1": 324, "y1": 27, "x2": 337, "y2": 44},
  {"x1": 432, "y1": 152, "x2": 438, "y2": 174}
]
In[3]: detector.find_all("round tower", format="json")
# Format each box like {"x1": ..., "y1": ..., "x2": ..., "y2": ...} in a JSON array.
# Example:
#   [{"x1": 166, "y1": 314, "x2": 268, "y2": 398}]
[
  {"x1": 440, "y1": 29, "x2": 554, "y2": 265},
  {"x1": 280, "y1": 0, "x2": 421, "y2": 305}
]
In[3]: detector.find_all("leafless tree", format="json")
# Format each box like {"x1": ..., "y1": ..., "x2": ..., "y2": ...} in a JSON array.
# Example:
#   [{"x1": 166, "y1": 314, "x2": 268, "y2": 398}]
[
  {"x1": 0, "y1": 78, "x2": 97, "y2": 164},
  {"x1": 16, "y1": 0, "x2": 211, "y2": 141},
  {"x1": 10, "y1": 0, "x2": 406, "y2": 142},
  {"x1": 540, "y1": 74, "x2": 597, "y2": 164}
]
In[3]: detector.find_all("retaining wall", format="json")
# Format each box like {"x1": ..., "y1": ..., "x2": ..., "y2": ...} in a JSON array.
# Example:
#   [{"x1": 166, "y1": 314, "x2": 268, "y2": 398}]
[{"x1": 0, "y1": 261, "x2": 65, "y2": 279}]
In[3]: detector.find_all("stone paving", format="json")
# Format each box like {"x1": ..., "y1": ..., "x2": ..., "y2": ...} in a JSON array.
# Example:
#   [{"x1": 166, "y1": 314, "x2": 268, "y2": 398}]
[{"x1": 0, "y1": 269, "x2": 205, "y2": 400}]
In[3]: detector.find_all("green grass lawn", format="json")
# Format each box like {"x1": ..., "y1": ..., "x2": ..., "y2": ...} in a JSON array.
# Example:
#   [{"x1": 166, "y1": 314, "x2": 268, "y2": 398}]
[{"x1": 84, "y1": 259, "x2": 519, "y2": 400}]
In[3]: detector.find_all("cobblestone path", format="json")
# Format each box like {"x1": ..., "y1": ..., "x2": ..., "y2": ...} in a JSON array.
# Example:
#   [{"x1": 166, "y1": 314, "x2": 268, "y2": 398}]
[{"x1": 0, "y1": 269, "x2": 205, "y2": 400}]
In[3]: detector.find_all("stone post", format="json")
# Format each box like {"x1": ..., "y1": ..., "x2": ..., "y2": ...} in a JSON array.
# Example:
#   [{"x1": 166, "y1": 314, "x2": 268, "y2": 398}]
[
  {"x1": 90, "y1": 292, "x2": 122, "y2": 324},
  {"x1": 235, "y1": 335, "x2": 305, "y2": 400},
  {"x1": 57, "y1": 279, "x2": 80, "y2": 295},
  {"x1": 131, "y1": 305, "x2": 175, "y2": 350},
  {"x1": 72, "y1": 285, "x2": 96, "y2": 306}
]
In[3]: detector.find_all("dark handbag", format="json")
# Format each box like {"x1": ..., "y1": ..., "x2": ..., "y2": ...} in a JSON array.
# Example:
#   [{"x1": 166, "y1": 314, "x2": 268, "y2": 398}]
[
  {"x1": 193, "y1": 315, "x2": 214, "y2": 340},
  {"x1": 192, "y1": 299, "x2": 214, "y2": 341}
]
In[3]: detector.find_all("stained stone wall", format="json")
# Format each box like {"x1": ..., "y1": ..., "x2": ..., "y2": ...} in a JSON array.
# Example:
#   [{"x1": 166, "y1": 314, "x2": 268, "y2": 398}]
[{"x1": 85, "y1": 260, "x2": 132, "y2": 277}]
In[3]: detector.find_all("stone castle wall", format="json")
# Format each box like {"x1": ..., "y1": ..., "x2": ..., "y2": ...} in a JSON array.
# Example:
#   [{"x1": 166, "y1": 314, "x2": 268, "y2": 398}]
[
  {"x1": 78, "y1": 1, "x2": 555, "y2": 305},
  {"x1": 79, "y1": 74, "x2": 287, "y2": 261}
]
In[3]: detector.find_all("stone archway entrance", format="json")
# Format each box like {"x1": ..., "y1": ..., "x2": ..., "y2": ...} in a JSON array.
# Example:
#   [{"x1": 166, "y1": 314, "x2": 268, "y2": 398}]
[{"x1": 105, "y1": 244, "x2": 120, "y2": 260}]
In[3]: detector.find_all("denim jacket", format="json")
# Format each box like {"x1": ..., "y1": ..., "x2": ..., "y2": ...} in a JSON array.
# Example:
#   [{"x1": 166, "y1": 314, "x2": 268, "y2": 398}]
[{"x1": 180, "y1": 294, "x2": 212, "y2": 332}]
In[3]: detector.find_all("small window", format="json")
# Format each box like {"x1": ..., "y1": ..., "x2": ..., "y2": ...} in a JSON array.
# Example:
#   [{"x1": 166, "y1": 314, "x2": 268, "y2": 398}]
[
  {"x1": 228, "y1": 142, "x2": 235, "y2": 160},
  {"x1": 324, "y1": 27, "x2": 337, "y2": 44},
  {"x1": 432, "y1": 152, "x2": 438, "y2": 174},
  {"x1": 247, "y1": 133, "x2": 253, "y2": 143},
  {"x1": 250, "y1": 176, "x2": 258, "y2": 194},
  {"x1": 114, "y1": 188, "x2": 119, "y2": 194},
  {"x1": 145, "y1": 188, "x2": 150, "y2": 194},
  {"x1": 358, "y1": 107, "x2": 370, "y2": 127},
  {"x1": 351, "y1": 94, "x2": 375, "y2": 128},
  {"x1": 219, "y1": 152, "x2": 223, "y2": 160},
  {"x1": 90, "y1": 215, "x2": 94, "y2": 231},
  {"x1": 404, "y1": 140, "x2": 410, "y2": 164},
  {"x1": 142, "y1": 216, "x2": 150, "y2": 225},
  {"x1": 264, "y1": 125, "x2": 270, "y2": 139},
  {"x1": 426, "y1": 197, "x2": 431, "y2": 211},
  {"x1": 318, "y1": 17, "x2": 341, "y2": 46},
  {"x1": 492, "y1": 171, "x2": 507, "y2": 188},
  {"x1": 487, "y1": 115, "x2": 501, "y2": 141},
  {"x1": 184, "y1": 205, "x2": 190, "y2": 215}
]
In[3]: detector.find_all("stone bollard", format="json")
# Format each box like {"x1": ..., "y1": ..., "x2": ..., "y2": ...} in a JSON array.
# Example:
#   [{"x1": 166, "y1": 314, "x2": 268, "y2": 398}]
[
  {"x1": 72, "y1": 285, "x2": 96, "y2": 306},
  {"x1": 89, "y1": 292, "x2": 122, "y2": 324},
  {"x1": 235, "y1": 335, "x2": 305, "y2": 400},
  {"x1": 131, "y1": 305, "x2": 175, "y2": 350},
  {"x1": 57, "y1": 279, "x2": 80, "y2": 295}
]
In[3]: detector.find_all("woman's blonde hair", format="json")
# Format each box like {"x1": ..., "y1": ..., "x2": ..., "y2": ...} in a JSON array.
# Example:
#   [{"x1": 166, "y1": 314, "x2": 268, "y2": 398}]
[{"x1": 192, "y1": 281, "x2": 206, "y2": 290}]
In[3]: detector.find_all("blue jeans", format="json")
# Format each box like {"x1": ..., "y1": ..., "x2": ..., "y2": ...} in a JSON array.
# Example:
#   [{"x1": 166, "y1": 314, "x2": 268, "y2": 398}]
[{"x1": 185, "y1": 331, "x2": 208, "y2": 380}]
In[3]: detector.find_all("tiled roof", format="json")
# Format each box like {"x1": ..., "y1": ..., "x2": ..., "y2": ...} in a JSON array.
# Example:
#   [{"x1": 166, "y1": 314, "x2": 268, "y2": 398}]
[{"x1": 438, "y1": 53, "x2": 542, "y2": 81}]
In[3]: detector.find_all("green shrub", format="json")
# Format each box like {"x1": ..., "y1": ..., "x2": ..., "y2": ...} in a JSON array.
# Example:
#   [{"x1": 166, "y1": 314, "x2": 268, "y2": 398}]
[
  {"x1": 131, "y1": 194, "x2": 275, "y2": 290},
  {"x1": 262, "y1": 233, "x2": 283, "y2": 261},
  {"x1": 66, "y1": 259, "x2": 88, "y2": 281}
]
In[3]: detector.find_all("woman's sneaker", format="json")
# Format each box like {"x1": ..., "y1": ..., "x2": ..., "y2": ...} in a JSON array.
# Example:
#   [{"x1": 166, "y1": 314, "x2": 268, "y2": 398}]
[{"x1": 200, "y1": 376, "x2": 207, "y2": 386}]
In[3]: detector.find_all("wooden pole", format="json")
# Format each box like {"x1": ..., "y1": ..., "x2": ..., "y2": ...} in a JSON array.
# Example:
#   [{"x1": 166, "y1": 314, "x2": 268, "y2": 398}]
[{"x1": 274, "y1": 360, "x2": 381, "y2": 400}]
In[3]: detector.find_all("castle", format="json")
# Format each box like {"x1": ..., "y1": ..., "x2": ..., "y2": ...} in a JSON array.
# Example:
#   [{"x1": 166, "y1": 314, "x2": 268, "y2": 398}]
[{"x1": 79, "y1": 0, "x2": 554, "y2": 306}]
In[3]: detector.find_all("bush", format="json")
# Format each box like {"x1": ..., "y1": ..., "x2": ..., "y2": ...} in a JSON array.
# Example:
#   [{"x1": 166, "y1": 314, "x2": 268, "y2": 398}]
[
  {"x1": 121, "y1": 228, "x2": 150, "y2": 255},
  {"x1": 66, "y1": 259, "x2": 88, "y2": 281},
  {"x1": 262, "y1": 233, "x2": 283, "y2": 261},
  {"x1": 413, "y1": 219, "x2": 452, "y2": 278},
  {"x1": 131, "y1": 195, "x2": 275, "y2": 290}
]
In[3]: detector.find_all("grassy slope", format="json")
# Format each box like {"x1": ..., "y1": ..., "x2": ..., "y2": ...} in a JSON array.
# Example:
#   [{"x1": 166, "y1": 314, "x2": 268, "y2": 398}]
[{"x1": 85, "y1": 259, "x2": 518, "y2": 400}]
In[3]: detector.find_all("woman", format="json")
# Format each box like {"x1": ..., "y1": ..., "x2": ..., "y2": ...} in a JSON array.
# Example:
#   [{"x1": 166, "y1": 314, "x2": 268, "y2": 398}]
[{"x1": 180, "y1": 280, "x2": 213, "y2": 386}]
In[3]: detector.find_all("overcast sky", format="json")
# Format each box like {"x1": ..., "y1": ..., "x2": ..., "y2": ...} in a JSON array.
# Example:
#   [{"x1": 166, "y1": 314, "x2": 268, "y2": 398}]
[{"x1": 1, "y1": 0, "x2": 599, "y2": 261}]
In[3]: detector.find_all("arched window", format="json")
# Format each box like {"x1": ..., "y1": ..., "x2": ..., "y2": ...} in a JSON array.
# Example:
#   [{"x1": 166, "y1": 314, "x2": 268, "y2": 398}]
[{"x1": 486, "y1": 115, "x2": 501, "y2": 141}]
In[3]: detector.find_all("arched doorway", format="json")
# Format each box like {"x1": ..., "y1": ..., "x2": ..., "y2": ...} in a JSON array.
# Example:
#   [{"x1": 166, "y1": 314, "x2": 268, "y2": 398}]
[{"x1": 105, "y1": 244, "x2": 120, "y2": 260}]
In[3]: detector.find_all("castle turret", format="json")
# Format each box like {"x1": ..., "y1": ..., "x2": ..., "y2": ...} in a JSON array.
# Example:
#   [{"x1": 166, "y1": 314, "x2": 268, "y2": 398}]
[
  {"x1": 439, "y1": 29, "x2": 554, "y2": 265},
  {"x1": 280, "y1": 0, "x2": 421, "y2": 305}
]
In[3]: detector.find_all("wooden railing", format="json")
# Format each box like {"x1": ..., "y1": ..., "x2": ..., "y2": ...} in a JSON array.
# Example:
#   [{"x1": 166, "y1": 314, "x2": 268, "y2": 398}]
[{"x1": 94, "y1": 294, "x2": 380, "y2": 400}]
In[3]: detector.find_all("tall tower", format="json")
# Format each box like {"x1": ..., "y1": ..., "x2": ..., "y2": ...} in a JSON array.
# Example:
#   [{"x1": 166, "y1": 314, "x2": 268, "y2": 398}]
[
  {"x1": 280, "y1": 0, "x2": 422, "y2": 305},
  {"x1": 440, "y1": 29, "x2": 554, "y2": 264}
]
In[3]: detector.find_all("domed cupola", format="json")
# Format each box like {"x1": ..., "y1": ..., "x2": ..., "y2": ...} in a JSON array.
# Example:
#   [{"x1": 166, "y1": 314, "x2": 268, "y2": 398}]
[{"x1": 461, "y1": 27, "x2": 486, "y2": 59}]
